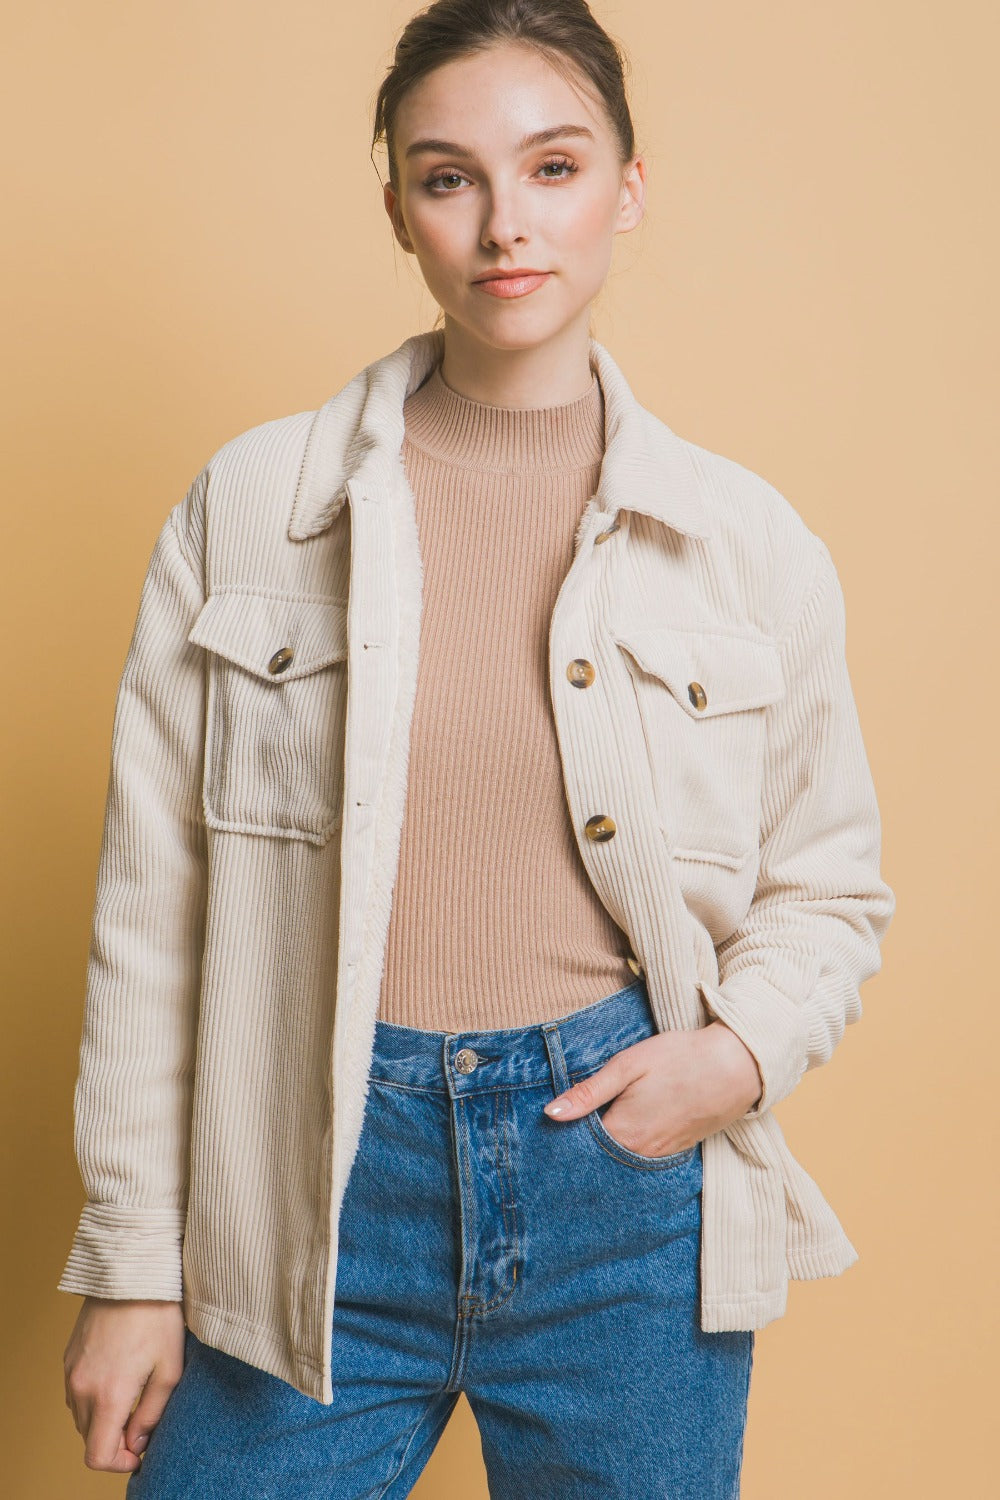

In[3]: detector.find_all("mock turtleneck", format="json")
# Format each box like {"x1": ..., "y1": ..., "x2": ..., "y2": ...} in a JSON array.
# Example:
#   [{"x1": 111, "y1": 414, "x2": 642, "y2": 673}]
[
  {"x1": 401, "y1": 363, "x2": 606, "y2": 471},
  {"x1": 376, "y1": 358, "x2": 635, "y2": 1033}
]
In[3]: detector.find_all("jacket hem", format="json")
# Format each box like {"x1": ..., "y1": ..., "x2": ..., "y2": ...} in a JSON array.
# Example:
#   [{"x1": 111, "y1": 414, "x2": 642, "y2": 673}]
[
  {"x1": 184, "y1": 1297, "x2": 327, "y2": 1403},
  {"x1": 700, "y1": 1284, "x2": 788, "y2": 1331},
  {"x1": 787, "y1": 1234, "x2": 859, "y2": 1279},
  {"x1": 700, "y1": 1236, "x2": 860, "y2": 1332}
]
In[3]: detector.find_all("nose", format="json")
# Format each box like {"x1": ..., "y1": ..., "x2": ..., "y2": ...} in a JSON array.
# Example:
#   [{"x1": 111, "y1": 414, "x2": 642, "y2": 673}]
[{"x1": 480, "y1": 185, "x2": 530, "y2": 252}]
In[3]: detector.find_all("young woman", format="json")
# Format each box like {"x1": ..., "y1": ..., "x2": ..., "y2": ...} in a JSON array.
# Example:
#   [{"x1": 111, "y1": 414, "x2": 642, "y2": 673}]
[{"x1": 59, "y1": 2, "x2": 895, "y2": 1495}]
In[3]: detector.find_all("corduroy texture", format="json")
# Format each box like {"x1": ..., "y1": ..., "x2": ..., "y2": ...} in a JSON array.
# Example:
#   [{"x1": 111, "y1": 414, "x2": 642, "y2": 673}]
[
  {"x1": 57, "y1": 329, "x2": 895, "y2": 1404},
  {"x1": 379, "y1": 364, "x2": 634, "y2": 1029}
]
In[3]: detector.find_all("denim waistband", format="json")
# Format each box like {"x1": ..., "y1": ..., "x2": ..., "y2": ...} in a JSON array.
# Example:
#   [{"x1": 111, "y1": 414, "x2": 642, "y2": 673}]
[{"x1": 369, "y1": 979, "x2": 657, "y2": 1096}]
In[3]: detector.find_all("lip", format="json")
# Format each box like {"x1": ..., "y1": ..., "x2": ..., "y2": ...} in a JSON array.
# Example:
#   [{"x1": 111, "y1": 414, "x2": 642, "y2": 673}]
[
  {"x1": 473, "y1": 267, "x2": 549, "y2": 281},
  {"x1": 473, "y1": 270, "x2": 551, "y2": 299}
]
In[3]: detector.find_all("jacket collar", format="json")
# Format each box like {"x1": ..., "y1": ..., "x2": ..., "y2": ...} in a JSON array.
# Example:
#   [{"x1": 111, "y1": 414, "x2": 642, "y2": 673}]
[{"x1": 288, "y1": 329, "x2": 713, "y2": 542}]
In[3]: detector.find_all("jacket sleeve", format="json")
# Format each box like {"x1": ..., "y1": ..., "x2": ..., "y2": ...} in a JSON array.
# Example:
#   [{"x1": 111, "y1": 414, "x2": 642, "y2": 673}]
[
  {"x1": 57, "y1": 481, "x2": 208, "y2": 1301},
  {"x1": 698, "y1": 537, "x2": 895, "y2": 1115}
]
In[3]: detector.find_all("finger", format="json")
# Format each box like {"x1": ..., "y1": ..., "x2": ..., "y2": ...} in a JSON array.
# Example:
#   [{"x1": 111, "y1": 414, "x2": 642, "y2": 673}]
[
  {"x1": 125, "y1": 1363, "x2": 183, "y2": 1457},
  {"x1": 65, "y1": 1386, "x2": 88, "y2": 1441},
  {"x1": 543, "y1": 1057, "x2": 628, "y2": 1119},
  {"x1": 84, "y1": 1391, "x2": 144, "y2": 1473}
]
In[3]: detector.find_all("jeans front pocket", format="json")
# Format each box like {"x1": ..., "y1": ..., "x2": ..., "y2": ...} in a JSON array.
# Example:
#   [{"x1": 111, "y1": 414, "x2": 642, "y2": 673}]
[
  {"x1": 586, "y1": 1102, "x2": 699, "y2": 1172},
  {"x1": 188, "y1": 588, "x2": 349, "y2": 844},
  {"x1": 568, "y1": 1064, "x2": 698, "y2": 1173}
]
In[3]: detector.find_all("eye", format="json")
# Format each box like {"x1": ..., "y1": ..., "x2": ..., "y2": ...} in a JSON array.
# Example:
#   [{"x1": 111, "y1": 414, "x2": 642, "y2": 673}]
[
  {"x1": 537, "y1": 155, "x2": 578, "y2": 180},
  {"x1": 422, "y1": 169, "x2": 471, "y2": 194},
  {"x1": 422, "y1": 155, "x2": 580, "y2": 194}
]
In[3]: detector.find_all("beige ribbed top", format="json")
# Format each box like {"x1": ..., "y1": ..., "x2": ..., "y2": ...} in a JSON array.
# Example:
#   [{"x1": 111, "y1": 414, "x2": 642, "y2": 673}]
[{"x1": 376, "y1": 361, "x2": 635, "y2": 1031}]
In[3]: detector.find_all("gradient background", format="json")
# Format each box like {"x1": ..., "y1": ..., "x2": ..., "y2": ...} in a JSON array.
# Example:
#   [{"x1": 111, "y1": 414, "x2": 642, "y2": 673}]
[{"x1": 3, "y1": 2, "x2": 995, "y2": 1495}]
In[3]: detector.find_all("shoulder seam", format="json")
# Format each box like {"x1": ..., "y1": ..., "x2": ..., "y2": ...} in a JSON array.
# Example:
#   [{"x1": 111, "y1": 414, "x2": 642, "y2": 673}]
[
  {"x1": 774, "y1": 533, "x2": 833, "y2": 649},
  {"x1": 167, "y1": 506, "x2": 203, "y2": 590}
]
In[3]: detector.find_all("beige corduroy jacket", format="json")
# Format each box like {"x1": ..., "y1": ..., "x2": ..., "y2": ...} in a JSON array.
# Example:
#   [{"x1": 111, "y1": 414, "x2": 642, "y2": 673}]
[{"x1": 57, "y1": 328, "x2": 895, "y2": 1404}]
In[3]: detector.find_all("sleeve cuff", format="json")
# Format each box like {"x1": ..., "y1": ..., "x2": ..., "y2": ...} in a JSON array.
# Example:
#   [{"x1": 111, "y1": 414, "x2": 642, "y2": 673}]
[
  {"x1": 56, "y1": 1203, "x2": 186, "y2": 1301},
  {"x1": 698, "y1": 975, "x2": 811, "y2": 1116}
]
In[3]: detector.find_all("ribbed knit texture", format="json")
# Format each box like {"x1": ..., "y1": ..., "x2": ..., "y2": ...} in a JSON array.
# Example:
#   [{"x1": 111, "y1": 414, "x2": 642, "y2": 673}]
[{"x1": 377, "y1": 364, "x2": 634, "y2": 1030}]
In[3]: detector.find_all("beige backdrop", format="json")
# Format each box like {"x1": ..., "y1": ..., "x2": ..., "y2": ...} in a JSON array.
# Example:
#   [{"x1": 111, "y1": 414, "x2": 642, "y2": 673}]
[{"x1": 3, "y1": 1, "x2": 995, "y2": 1495}]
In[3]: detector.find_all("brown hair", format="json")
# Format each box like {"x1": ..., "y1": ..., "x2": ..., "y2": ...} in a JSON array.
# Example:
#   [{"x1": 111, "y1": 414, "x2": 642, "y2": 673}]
[{"x1": 371, "y1": 0, "x2": 638, "y2": 194}]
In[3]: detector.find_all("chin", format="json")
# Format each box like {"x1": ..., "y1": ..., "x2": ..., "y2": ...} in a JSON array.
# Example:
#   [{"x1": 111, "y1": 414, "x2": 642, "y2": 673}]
[{"x1": 459, "y1": 311, "x2": 574, "y2": 351}]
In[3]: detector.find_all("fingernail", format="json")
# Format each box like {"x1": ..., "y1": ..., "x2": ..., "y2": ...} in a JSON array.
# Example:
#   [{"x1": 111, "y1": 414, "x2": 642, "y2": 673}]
[
  {"x1": 132, "y1": 1435, "x2": 148, "y2": 1454},
  {"x1": 545, "y1": 1098, "x2": 569, "y2": 1116}
]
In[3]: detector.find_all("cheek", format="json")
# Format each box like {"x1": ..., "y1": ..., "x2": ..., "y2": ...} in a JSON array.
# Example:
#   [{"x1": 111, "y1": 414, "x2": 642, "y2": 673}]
[
  {"x1": 410, "y1": 216, "x2": 469, "y2": 283},
  {"x1": 544, "y1": 193, "x2": 617, "y2": 265}
]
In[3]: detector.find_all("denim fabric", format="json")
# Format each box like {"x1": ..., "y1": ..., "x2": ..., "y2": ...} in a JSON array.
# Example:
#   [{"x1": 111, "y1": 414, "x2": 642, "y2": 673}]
[{"x1": 127, "y1": 978, "x2": 754, "y2": 1498}]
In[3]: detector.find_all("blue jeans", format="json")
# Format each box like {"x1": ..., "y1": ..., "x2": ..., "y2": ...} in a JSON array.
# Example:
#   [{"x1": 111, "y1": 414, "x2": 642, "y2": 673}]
[{"x1": 126, "y1": 978, "x2": 754, "y2": 1498}]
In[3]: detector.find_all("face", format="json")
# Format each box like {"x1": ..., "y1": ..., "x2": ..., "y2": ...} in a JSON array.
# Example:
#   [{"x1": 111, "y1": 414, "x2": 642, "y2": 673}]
[{"x1": 384, "y1": 42, "x2": 645, "y2": 357}]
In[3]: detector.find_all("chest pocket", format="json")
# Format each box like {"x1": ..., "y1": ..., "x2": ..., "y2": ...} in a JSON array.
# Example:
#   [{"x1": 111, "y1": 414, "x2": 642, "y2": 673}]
[
  {"x1": 612, "y1": 624, "x2": 785, "y2": 869},
  {"x1": 188, "y1": 590, "x2": 349, "y2": 844}
]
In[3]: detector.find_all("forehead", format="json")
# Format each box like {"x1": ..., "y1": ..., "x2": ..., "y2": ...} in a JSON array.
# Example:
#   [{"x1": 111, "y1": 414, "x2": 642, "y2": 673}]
[{"x1": 394, "y1": 42, "x2": 604, "y2": 149}]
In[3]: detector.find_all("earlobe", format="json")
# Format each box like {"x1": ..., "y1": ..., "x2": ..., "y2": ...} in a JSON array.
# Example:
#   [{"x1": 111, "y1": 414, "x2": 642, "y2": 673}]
[
  {"x1": 615, "y1": 198, "x2": 644, "y2": 236},
  {"x1": 390, "y1": 209, "x2": 414, "y2": 255},
  {"x1": 390, "y1": 222, "x2": 413, "y2": 255},
  {"x1": 383, "y1": 184, "x2": 413, "y2": 252}
]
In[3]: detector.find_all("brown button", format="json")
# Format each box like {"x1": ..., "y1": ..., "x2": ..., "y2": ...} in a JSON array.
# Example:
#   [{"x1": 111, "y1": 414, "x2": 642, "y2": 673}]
[
  {"x1": 593, "y1": 519, "x2": 621, "y2": 545},
  {"x1": 268, "y1": 647, "x2": 294, "y2": 675},
  {"x1": 687, "y1": 680, "x2": 707, "y2": 710},
  {"x1": 584, "y1": 813, "x2": 617, "y2": 842},
  {"x1": 566, "y1": 658, "x2": 596, "y2": 688},
  {"x1": 626, "y1": 953, "x2": 642, "y2": 977}
]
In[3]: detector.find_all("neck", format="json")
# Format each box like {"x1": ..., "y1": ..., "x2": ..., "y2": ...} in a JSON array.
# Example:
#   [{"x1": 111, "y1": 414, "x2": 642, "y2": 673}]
[{"x1": 436, "y1": 316, "x2": 597, "y2": 407}]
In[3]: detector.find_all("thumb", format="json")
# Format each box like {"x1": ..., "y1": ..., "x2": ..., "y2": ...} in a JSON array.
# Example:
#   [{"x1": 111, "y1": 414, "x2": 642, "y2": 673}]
[
  {"x1": 544, "y1": 1056, "x2": 629, "y2": 1120},
  {"x1": 124, "y1": 1371, "x2": 177, "y2": 1457}
]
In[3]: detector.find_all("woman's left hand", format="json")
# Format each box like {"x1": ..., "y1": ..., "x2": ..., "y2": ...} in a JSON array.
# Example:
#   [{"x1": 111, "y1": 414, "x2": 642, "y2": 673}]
[{"x1": 542, "y1": 1021, "x2": 764, "y2": 1155}]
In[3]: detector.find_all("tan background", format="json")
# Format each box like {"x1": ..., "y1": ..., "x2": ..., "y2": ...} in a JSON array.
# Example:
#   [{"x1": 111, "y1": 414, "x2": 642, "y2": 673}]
[{"x1": 2, "y1": 1, "x2": 994, "y2": 1494}]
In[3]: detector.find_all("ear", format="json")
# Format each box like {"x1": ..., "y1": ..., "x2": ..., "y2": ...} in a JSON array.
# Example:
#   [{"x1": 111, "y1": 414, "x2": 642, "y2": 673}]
[
  {"x1": 616, "y1": 154, "x2": 646, "y2": 234},
  {"x1": 384, "y1": 182, "x2": 415, "y2": 253}
]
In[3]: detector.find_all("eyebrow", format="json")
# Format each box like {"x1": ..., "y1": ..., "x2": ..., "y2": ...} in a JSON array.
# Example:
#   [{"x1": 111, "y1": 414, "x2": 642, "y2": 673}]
[{"x1": 404, "y1": 124, "x2": 596, "y2": 160}]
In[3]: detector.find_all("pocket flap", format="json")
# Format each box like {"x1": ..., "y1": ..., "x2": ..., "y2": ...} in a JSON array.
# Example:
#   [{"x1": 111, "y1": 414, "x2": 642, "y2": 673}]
[
  {"x1": 188, "y1": 591, "x2": 348, "y2": 682},
  {"x1": 612, "y1": 624, "x2": 784, "y2": 718}
]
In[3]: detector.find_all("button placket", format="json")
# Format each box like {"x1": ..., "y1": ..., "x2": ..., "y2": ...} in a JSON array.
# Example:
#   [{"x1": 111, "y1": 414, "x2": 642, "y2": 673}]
[
  {"x1": 553, "y1": 512, "x2": 627, "y2": 852},
  {"x1": 546, "y1": 504, "x2": 639, "y2": 958}
]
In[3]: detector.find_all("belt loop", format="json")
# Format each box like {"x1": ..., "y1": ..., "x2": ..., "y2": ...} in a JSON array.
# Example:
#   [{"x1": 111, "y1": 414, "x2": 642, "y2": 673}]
[{"x1": 540, "y1": 1022, "x2": 572, "y2": 1097}]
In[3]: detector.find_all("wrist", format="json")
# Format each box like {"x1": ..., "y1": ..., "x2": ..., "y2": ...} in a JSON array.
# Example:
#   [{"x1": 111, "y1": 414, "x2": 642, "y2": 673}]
[{"x1": 705, "y1": 1020, "x2": 764, "y2": 1111}]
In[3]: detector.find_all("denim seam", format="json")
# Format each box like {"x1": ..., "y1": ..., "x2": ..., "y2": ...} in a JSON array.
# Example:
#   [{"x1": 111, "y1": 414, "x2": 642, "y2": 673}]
[
  {"x1": 373, "y1": 1393, "x2": 450, "y2": 1500},
  {"x1": 367, "y1": 1076, "x2": 554, "y2": 1098},
  {"x1": 583, "y1": 1109, "x2": 698, "y2": 1172},
  {"x1": 456, "y1": 1092, "x2": 522, "y2": 1319}
]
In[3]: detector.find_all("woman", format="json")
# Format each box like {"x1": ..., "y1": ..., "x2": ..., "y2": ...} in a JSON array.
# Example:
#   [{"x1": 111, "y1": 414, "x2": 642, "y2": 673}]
[{"x1": 59, "y1": 1, "x2": 895, "y2": 1495}]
